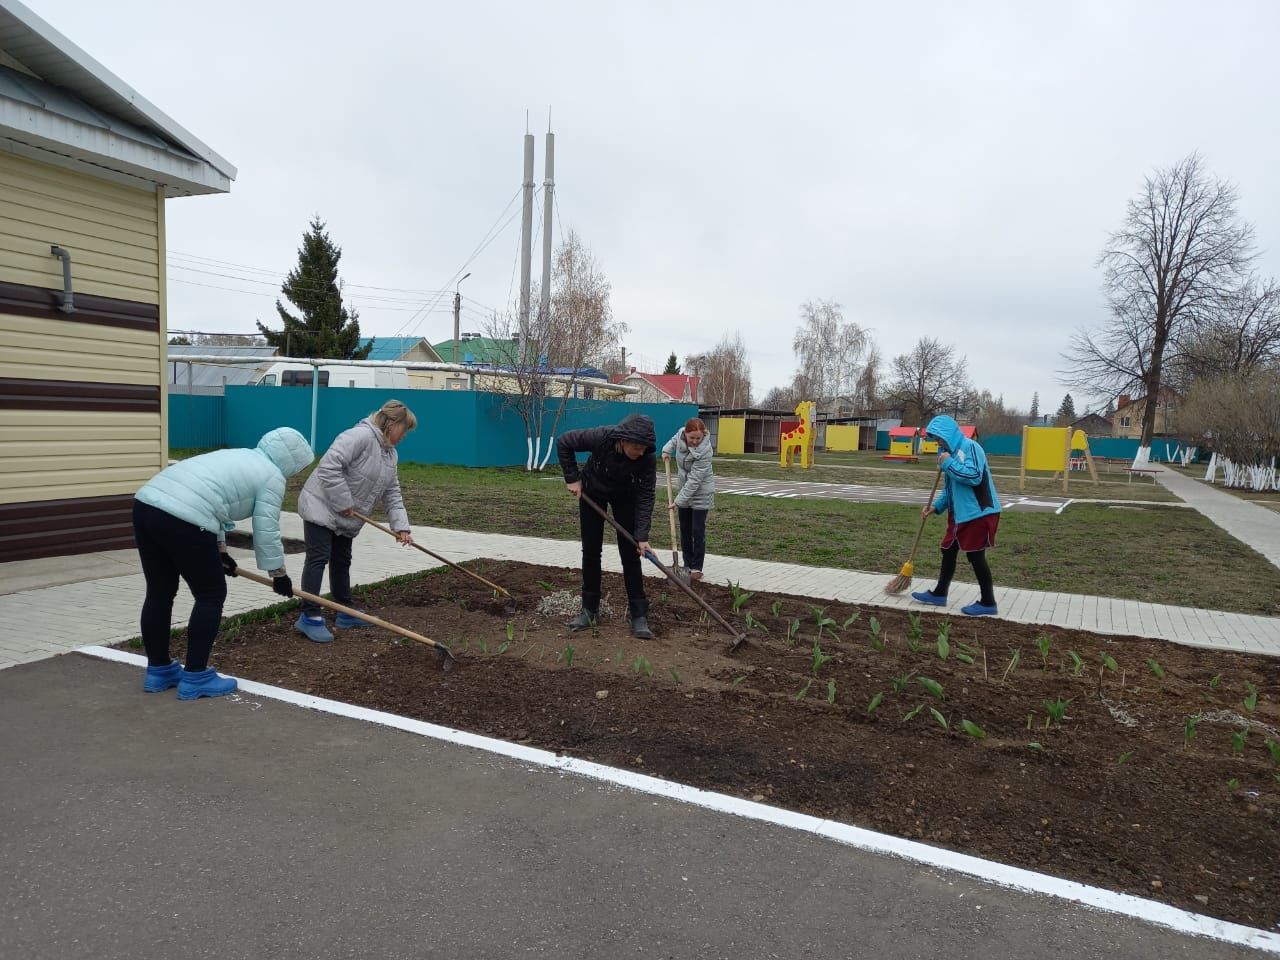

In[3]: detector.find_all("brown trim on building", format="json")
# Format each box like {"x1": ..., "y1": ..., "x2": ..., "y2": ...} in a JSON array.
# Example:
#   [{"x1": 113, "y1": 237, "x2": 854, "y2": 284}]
[
  {"x1": 0, "y1": 279, "x2": 159, "y2": 331},
  {"x1": 0, "y1": 378, "x2": 160, "y2": 412},
  {"x1": 0, "y1": 494, "x2": 136, "y2": 562}
]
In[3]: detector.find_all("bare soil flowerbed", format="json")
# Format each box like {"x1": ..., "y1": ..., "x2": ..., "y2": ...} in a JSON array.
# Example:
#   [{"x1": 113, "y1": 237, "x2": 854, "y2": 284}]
[{"x1": 147, "y1": 560, "x2": 1280, "y2": 930}]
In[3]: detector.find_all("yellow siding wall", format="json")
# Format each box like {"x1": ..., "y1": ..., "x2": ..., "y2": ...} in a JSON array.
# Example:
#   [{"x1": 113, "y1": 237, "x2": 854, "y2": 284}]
[
  {"x1": 0, "y1": 409, "x2": 163, "y2": 503},
  {"x1": 0, "y1": 152, "x2": 160, "y2": 303},
  {"x1": 0, "y1": 151, "x2": 166, "y2": 505},
  {"x1": 0, "y1": 313, "x2": 161, "y2": 385}
]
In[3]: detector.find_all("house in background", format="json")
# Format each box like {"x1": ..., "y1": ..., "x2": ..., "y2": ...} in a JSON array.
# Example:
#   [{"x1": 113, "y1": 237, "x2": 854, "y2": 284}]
[
  {"x1": 431, "y1": 334, "x2": 518, "y2": 365},
  {"x1": 1111, "y1": 391, "x2": 1177, "y2": 439},
  {"x1": 1070, "y1": 412, "x2": 1113, "y2": 436},
  {"x1": 0, "y1": 0, "x2": 234, "y2": 561},
  {"x1": 611, "y1": 369, "x2": 702, "y2": 404},
  {"x1": 357, "y1": 336, "x2": 442, "y2": 364}
]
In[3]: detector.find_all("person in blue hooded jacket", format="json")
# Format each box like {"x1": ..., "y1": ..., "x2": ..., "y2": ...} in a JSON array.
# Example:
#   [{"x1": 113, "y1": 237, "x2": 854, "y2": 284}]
[
  {"x1": 910, "y1": 415, "x2": 1002, "y2": 616},
  {"x1": 132, "y1": 427, "x2": 314, "y2": 699}
]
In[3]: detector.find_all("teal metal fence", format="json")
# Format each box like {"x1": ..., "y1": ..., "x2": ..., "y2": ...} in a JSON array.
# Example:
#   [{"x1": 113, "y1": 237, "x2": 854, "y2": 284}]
[{"x1": 170, "y1": 387, "x2": 696, "y2": 467}]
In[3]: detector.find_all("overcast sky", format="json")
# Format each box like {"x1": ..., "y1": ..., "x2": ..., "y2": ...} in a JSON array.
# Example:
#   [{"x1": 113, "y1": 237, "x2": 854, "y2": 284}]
[{"x1": 31, "y1": 0, "x2": 1280, "y2": 411}]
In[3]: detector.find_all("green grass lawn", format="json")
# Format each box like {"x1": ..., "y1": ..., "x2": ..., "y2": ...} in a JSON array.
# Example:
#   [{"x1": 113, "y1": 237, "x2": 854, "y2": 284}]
[
  {"x1": 716, "y1": 452, "x2": 1182, "y2": 503},
  {"x1": 276, "y1": 462, "x2": 1280, "y2": 616}
]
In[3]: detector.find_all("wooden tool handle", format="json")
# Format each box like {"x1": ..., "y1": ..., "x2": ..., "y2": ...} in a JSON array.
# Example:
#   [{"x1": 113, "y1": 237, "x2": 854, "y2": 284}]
[
  {"x1": 233, "y1": 566, "x2": 442, "y2": 650},
  {"x1": 352, "y1": 511, "x2": 510, "y2": 598},
  {"x1": 906, "y1": 470, "x2": 945, "y2": 563}
]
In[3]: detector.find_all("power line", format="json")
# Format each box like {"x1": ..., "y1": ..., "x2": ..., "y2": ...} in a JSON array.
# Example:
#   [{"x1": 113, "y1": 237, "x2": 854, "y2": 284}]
[
  {"x1": 169, "y1": 277, "x2": 451, "y2": 313},
  {"x1": 168, "y1": 249, "x2": 455, "y2": 296}
]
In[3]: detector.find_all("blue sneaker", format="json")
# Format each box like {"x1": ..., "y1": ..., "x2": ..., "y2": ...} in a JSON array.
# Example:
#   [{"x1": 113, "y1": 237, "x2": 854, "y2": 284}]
[
  {"x1": 334, "y1": 610, "x2": 371, "y2": 629},
  {"x1": 295, "y1": 614, "x2": 334, "y2": 643},
  {"x1": 143, "y1": 660, "x2": 181, "y2": 693},
  {"x1": 910, "y1": 590, "x2": 947, "y2": 607},
  {"x1": 961, "y1": 601, "x2": 999, "y2": 617},
  {"x1": 176, "y1": 667, "x2": 237, "y2": 701}
]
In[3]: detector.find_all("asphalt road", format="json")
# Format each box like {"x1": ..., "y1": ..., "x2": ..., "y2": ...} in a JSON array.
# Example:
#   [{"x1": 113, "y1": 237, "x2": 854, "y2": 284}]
[{"x1": 0, "y1": 654, "x2": 1271, "y2": 960}]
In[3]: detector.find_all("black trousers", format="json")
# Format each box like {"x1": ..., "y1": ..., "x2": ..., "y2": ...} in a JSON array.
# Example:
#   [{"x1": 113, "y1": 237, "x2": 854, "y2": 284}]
[
  {"x1": 301, "y1": 520, "x2": 355, "y2": 617},
  {"x1": 578, "y1": 491, "x2": 646, "y2": 604},
  {"x1": 933, "y1": 543, "x2": 996, "y2": 606},
  {"x1": 677, "y1": 506, "x2": 708, "y2": 571},
  {"x1": 132, "y1": 499, "x2": 226, "y2": 672}
]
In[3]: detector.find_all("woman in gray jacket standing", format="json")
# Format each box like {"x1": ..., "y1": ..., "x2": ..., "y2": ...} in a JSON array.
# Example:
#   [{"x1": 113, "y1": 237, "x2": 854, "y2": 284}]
[
  {"x1": 661, "y1": 417, "x2": 715, "y2": 582},
  {"x1": 295, "y1": 399, "x2": 416, "y2": 642}
]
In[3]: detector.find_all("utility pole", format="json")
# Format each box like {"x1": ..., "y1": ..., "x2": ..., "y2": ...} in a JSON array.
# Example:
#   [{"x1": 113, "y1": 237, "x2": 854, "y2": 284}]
[
  {"x1": 517, "y1": 131, "x2": 535, "y2": 365},
  {"x1": 453, "y1": 272, "x2": 471, "y2": 365},
  {"x1": 538, "y1": 131, "x2": 554, "y2": 353}
]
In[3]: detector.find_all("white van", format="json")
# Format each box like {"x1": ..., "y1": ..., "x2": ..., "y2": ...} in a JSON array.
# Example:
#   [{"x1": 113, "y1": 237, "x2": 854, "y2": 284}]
[{"x1": 254, "y1": 362, "x2": 409, "y2": 389}]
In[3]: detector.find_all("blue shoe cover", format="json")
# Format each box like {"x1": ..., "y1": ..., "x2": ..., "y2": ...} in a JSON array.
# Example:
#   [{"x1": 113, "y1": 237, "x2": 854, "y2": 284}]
[
  {"x1": 335, "y1": 610, "x2": 371, "y2": 629},
  {"x1": 176, "y1": 667, "x2": 237, "y2": 701},
  {"x1": 295, "y1": 614, "x2": 334, "y2": 643},
  {"x1": 910, "y1": 590, "x2": 947, "y2": 607},
  {"x1": 961, "y1": 601, "x2": 999, "y2": 617},
  {"x1": 143, "y1": 660, "x2": 181, "y2": 693}
]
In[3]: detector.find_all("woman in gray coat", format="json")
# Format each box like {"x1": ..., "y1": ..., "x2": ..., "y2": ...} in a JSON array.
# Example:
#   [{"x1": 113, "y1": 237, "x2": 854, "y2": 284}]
[
  {"x1": 661, "y1": 417, "x2": 715, "y2": 581},
  {"x1": 295, "y1": 399, "x2": 416, "y2": 642}
]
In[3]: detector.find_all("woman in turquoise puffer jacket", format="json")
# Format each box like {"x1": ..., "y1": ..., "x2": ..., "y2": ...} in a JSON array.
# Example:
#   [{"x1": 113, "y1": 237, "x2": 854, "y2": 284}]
[
  {"x1": 132, "y1": 426, "x2": 314, "y2": 699},
  {"x1": 909, "y1": 415, "x2": 1002, "y2": 617}
]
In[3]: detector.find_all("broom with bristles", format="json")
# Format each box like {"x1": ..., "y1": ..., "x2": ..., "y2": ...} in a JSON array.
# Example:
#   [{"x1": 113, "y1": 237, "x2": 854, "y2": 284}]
[{"x1": 885, "y1": 469, "x2": 944, "y2": 595}]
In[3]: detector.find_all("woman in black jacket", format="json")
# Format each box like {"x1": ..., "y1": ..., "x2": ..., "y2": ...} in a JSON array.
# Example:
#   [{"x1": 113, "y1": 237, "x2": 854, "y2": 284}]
[{"x1": 556, "y1": 413, "x2": 657, "y2": 638}]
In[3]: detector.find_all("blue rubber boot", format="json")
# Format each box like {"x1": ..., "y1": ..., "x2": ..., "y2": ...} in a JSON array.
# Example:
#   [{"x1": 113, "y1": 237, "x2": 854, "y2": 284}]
[
  {"x1": 176, "y1": 667, "x2": 237, "y2": 701},
  {"x1": 910, "y1": 590, "x2": 947, "y2": 607},
  {"x1": 961, "y1": 601, "x2": 999, "y2": 617},
  {"x1": 295, "y1": 614, "x2": 334, "y2": 643},
  {"x1": 334, "y1": 610, "x2": 371, "y2": 629},
  {"x1": 143, "y1": 660, "x2": 181, "y2": 693}
]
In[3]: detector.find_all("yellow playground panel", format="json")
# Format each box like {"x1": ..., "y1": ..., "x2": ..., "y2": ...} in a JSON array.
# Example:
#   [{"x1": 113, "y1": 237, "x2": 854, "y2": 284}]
[
  {"x1": 717, "y1": 417, "x2": 746, "y2": 455},
  {"x1": 825, "y1": 424, "x2": 860, "y2": 452},
  {"x1": 918, "y1": 433, "x2": 938, "y2": 455},
  {"x1": 1020, "y1": 426, "x2": 1098, "y2": 492}
]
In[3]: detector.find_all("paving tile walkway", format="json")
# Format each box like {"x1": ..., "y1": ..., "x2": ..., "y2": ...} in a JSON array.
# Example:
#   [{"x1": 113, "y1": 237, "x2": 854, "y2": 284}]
[
  {"x1": 1152, "y1": 463, "x2": 1280, "y2": 571},
  {"x1": 2, "y1": 509, "x2": 1278, "y2": 670}
]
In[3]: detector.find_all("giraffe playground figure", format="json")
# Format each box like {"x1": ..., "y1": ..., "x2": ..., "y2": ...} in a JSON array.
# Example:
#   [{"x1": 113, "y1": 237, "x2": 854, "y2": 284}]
[{"x1": 779, "y1": 401, "x2": 816, "y2": 469}]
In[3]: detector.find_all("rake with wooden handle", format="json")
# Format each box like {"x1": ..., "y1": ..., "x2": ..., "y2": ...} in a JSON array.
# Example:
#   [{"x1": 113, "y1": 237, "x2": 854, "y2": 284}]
[
  {"x1": 577, "y1": 491, "x2": 747, "y2": 651},
  {"x1": 661, "y1": 457, "x2": 688, "y2": 583},
  {"x1": 232, "y1": 566, "x2": 455, "y2": 670},
  {"x1": 352, "y1": 511, "x2": 511, "y2": 599},
  {"x1": 884, "y1": 469, "x2": 944, "y2": 595}
]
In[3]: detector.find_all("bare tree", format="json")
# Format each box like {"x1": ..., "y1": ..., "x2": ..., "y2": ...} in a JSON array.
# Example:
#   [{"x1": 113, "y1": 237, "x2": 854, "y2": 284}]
[
  {"x1": 886, "y1": 336, "x2": 970, "y2": 425},
  {"x1": 789, "y1": 299, "x2": 869, "y2": 414},
  {"x1": 482, "y1": 230, "x2": 627, "y2": 469},
  {"x1": 1062, "y1": 154, "x2": 1256, "y2": 449},
  {"x1": 760, "y1": 383, "x2": 801, "y2": 411},
  {"x1": 854, "y1": 342, "x2": 883, "y2": 412},
  {"x1": 1178, "y1": 367, "x2": 1280, "y2": 485},
  {"x1": 969, "y1": 390, "x2": 1025, "y2": 437},
  {"x1": 1175, "y1": 278, "x2": 1280, "y2": 382},
  {"x1": 686, "y1": 333, "x2": 752, "y2": 408}
]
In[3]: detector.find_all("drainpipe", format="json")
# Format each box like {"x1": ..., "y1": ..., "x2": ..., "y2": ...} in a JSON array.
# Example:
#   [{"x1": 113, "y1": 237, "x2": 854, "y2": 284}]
[{"x1": 49, "y1": 246, "x2": 75, "y2": 313}]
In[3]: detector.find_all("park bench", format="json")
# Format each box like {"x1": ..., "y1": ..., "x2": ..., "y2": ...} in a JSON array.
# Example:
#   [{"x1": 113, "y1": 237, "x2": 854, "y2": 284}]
[{"x1": 1125, "y1": 467, "x2": 1160, "y2": 484}]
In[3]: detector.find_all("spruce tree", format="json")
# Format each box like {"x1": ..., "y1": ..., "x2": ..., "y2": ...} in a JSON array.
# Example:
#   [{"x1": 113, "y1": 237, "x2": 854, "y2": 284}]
[
  {"x1": 1057, "y1": 393, "x2": 1076, "y2": 421},
  {"x1": 1030, "y1": 391, "x2": 1040, "y2": 422},
  {"x1": 663, "y1": 352, "x2": 681, "y2": 375},
  {"x1": 257, "y1": 216, "x2": 372, "y2": 359}
]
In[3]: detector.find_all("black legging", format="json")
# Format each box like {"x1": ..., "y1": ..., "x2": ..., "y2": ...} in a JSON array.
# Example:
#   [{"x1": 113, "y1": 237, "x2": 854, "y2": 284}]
[
  {"x1": 677, "y1": 506, "x2": 708, "y2": 571},
  {"x1": 932, "y1": 543, "x2": 996, "y2": 606},
  {"x1": 132, "y1": 499, "x2": 227, "y2": 671},
  {"x1": 301, "y1": 520, "x2": 355, "y2": 616},
  {"x1": 578, "y1": 490, "x2": 646, "y2": 603}
]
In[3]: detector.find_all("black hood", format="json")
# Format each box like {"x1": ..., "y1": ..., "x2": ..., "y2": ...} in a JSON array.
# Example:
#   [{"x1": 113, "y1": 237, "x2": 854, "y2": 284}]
[{"x1": 613, "y1": 413, "x2": 656, "y2": 452}]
